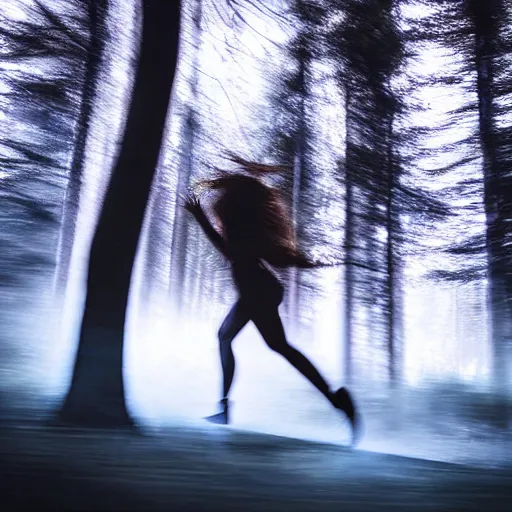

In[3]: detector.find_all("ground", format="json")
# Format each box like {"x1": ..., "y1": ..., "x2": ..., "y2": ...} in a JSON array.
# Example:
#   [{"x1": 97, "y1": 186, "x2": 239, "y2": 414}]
[{"x1": 1, "y1": 421, "x2": 511, "y2": 511}]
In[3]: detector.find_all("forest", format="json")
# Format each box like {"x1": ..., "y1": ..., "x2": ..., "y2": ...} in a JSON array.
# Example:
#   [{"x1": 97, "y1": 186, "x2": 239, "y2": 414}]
[{"x1": 0, "y1": 0, "x2": 511, "y2": 452}]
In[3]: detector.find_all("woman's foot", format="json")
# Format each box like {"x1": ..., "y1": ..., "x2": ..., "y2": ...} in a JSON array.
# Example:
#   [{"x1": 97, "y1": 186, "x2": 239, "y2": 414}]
[
  {"x1": 205, "y1": 398, "x2": 229, "y2": 425},
  {"x1": 331, "y1": 387, "x2": 362, "y2": 446}
]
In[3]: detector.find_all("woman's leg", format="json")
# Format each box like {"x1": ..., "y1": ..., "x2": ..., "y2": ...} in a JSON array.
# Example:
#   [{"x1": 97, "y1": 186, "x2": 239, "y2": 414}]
[
  {"x1": 251, "y1": 305, "x2": 361, "y2": 445},
  {"x1": 218, "y1": 300, "x2": 250, "y2": 399},
  {"x1": 250, "y1": 307, "x2": 332, "y2": 400}
]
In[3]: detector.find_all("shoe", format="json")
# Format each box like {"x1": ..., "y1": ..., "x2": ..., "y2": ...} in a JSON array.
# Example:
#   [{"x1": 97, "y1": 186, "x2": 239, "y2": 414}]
[
  {"x1": 331, "y1": 387, "x2": 362, "y2": 446},
  {"x1": 205, "y1": 398, "x2": 229, "y2": 425}
]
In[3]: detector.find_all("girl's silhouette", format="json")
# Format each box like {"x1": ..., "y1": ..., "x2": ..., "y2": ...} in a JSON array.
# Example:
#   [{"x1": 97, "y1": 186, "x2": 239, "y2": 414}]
[{"x1": 185, "y1": 155, "x2": 361, "y2": 445}]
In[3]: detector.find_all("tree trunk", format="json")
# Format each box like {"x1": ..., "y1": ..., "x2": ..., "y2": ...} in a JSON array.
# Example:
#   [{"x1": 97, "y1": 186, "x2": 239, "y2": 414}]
[
  {"x1": 286, "y1": 143, "x2": 302, "y2": 323},
  {"x1": 385, "y1": 113, "x2": 399, "y2": 385},
  {"x1": 169, "y1": 0, "x2": 202, "y2": 314},
  {"x1": 53, "y1": 0, "x2": 107, "y2": 296},
  {"x1": 343, "y1": 92, "x2": 355, "y2": 383},
  {"x1": 469, "y1": 0, "x2": 510, "y2": 388},
  {"x1": 286, "y1": 52, "x2": 307, "y2": 327},
  {"x1": 364, "y1": 222, "x2": 380, "y2": 351},
  {"x1": 343, "y1": 178, "x2": 355, "y2": 383},
  {"x1": 139, "y1": 178, "x2": 170, "y2": 308},
  {"x1": 169, "y1": 110, "x2": 196, "y2": 312},
  {"x1": 57, "y1": 0, "x2": 182, "y2": 427}
]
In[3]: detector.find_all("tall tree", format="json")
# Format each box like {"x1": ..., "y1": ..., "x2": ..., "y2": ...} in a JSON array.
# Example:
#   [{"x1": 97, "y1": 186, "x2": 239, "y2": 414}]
[
  {"x1": 58, "y1": 0, "x2": 182, "y2": 427},
  {"x1": 0, "y1": 1, "x2": 91, "y2": 395},
  {"x1": 413, "y1": 0, "x2": 512, "y2": 388},
  {"x1": 329, "y1": 0, "x2": 447, "y2": 383},
  {"x1": 464, "y1": 0, "x2": 512, "y2": 387},
  {"x1": 287, "y1": 31, "x2": 309, "y2": 325},
  {"x1": 342, "y1": 105, "x2": 357, "y2": 383},
  {"x1": 53, "y1": 0, "x2": 109, "y2": 296},
  {"x1": 364, "y1": 0, "x2": 404, "y2": 383},
  {"x1": 328, "y1": 0, "x2": 404, "y2": 382},
  {"x1": 168, "y1": 0, "x2": 203, "y2": 314},
  {"x1": 0, "y1": 1, "x2": 87, "y2": 288},
  {"x1": 266, "y1": 0, "x2": 324, "y2": 326},
  {"x1": 140, "y1": 0, "x2": 204, "y2": 313}
]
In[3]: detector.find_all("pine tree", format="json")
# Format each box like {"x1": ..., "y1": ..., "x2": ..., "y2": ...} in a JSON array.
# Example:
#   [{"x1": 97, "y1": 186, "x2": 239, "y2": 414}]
[
  {"x1": 326, "y1": 0, "x2": 405, "y2": 382},
  {"x1": 328, "y1": 0, "x2": 448, "y2": 383},
  {"x1": 411, "y1": 0, "x2": 512, "y2": 388},
  {"x1": 464, "y1": 0, "x2": 512, "y2": 387},
  {"x1": 0, "y1": 1, "x2": 89, "y2": 288},
  {"x1": 266, "y1": 0, "x2": 325, "y2": 326}
]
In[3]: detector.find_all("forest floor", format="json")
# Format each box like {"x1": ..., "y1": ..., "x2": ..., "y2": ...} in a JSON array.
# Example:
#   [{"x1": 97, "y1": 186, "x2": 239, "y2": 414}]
[{"x1": 0, "y1": 419, "x2": 511, "y2": 512}]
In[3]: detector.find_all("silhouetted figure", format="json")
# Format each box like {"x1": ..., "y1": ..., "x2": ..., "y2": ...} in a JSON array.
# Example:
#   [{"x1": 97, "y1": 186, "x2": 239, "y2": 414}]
[{"x1": 185, "y1": 155, "x2": 361, "y2": 445}]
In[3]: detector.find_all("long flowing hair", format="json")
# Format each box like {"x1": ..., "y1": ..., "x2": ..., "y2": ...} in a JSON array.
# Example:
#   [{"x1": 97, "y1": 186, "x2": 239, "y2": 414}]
[{"x1": 194, "y1": 154, "x2": 305, "y2": 267}]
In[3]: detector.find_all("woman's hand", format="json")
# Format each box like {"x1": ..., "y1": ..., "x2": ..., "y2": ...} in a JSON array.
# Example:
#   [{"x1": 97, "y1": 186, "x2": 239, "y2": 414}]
[
  {"x1": 183, "y1": 193, "x2": 203, "y2": 217},
  {"x1": 183, "y1": 192, "x2": 227, "y2": 256}
]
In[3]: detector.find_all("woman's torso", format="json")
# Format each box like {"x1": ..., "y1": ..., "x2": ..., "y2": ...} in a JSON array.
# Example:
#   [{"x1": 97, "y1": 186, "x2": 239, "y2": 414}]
[{"x1": 230, "y1": 255, "x2": 283, "y2": 306}]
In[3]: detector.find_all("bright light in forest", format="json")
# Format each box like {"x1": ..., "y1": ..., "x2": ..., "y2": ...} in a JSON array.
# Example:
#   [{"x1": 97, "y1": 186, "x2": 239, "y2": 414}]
[
  {"x1": 36, "y1": 1, "x2": 494, "y2": 404},
  {"x1": 73, "y1": 0, "x2": 494, "y2": 447},
  {"x1": 1, "y1": 0, "x2": 508, "y2": 468}
]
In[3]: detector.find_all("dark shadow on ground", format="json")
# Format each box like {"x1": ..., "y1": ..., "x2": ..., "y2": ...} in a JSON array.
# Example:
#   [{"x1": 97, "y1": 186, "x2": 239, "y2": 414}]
[{"x1": 0, "y1": 421, "x2": 511, "y2": 511}]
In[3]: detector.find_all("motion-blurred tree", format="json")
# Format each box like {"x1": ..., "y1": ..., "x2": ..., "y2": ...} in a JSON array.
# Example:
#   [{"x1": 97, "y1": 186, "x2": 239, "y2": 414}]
[
  {"x1": 169, "y1": 0, "x2": 203, "y2": 314},
  {"x1": 327, "y1": 0, "x2": 451, "y2": 383},
  {"x1": 0, "y1": 1, "x2": 90, "y2": 288},
  {"x1": 464, "y1": 0, "x2": 512, "y2": 387},
  {"x1": 53, "y1": 0, "x2": 109, "y2": 296},
  {"x1": 326, "y1": 0, "x2": 405, "y2": 382},
  {"x1": 411, "y1": 0, "x2": 512, "y2": 388},
  {"x1": 264, "y1": 0, "x2": 333, "y2": 332},
  {"x1": 139, "y1": 0, "x2": 204, "y2": 314},
  {"x1": 0, "y1": 0, "x2": 93, "y2": 402},
  {"x1": 57, "y1": 0, "x2": 182, "y2": 427}
]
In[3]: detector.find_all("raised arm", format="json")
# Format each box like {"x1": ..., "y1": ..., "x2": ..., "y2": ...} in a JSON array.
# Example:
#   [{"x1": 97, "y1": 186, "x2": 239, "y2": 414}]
[{"x1": 184, "y1": 194, "x2": 228, "y2": 257}]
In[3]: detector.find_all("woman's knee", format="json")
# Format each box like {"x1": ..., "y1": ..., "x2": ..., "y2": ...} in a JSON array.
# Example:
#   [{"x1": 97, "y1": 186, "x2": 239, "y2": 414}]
[
  {"x1": 218, "y1": 324, "x2": 232, "y2": 345},
  {"x1": 265, "y1": 338, "x2": 290, "y2": 355}
]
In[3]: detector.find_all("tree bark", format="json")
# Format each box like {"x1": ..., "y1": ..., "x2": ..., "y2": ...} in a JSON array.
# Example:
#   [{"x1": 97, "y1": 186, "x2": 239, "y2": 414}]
[{"x1": 57, "y1": 0, "x2": 182, "y2": 427}]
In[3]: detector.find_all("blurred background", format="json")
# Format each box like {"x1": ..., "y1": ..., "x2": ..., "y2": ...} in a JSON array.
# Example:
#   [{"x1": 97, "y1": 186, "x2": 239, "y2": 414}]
[{"x1": 0, "y1": 0, "x2": 511, "y2": 468}]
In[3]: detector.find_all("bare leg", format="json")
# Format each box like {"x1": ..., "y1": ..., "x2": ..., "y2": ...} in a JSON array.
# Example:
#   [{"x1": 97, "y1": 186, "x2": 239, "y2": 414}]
[
  {"x1": 211, "y1": 298, "x2": 360, "y2": 443},
  {"x1": 251, "y1": 307, "x2": 332, "y2": 400},
  {"x1": 218, "y1": 300, "x2": 250, "y2": 399},
  {"x1": 251, "y1": 304, "x2": 361, "y2": 445}
]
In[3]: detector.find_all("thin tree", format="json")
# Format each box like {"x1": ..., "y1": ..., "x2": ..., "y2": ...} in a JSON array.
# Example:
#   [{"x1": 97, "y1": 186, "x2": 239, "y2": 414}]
[
  {"x1": 53, "y1": 0, "x2": 109, "y2": 296},
  {"x1": 464, "y1": 0, "x2": 511, "y2": 387},
  {"x1": 266, "y1": 0, "x2": 324, "y2": 324},
  {"x1": 330, "y1": 0, "x2": 440, "y2": 383},
  {"x1": 0, "y1": 1, "x2": 87, "y2": 287},
  {"x1": 328, "y1": 0, "x2": 386, "y2": 382},
  {"x1": 413, "y1": 0, "x2": 512, "y2": 387},
  {"x1": 367, "y1": 0, "x2": 404, "y2": 383},
  {"x1": 168, "y1": 0, "x2": 203, "y2": 314}
]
